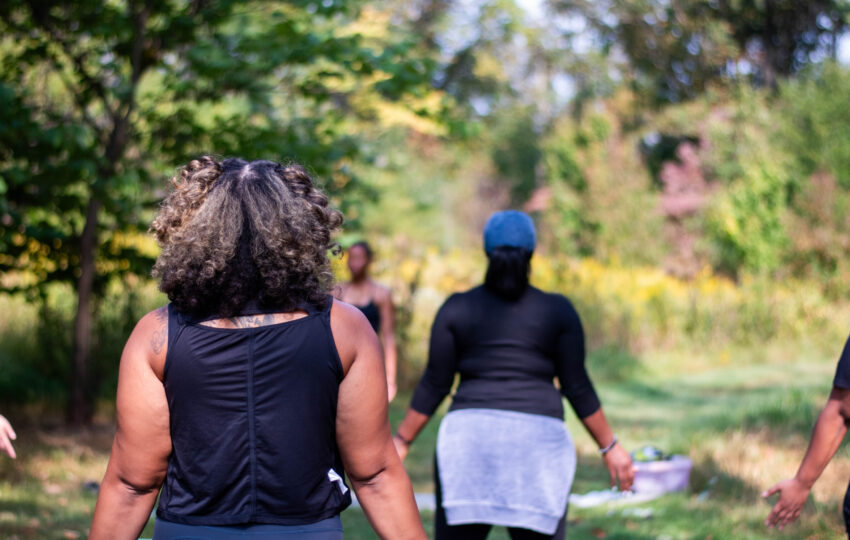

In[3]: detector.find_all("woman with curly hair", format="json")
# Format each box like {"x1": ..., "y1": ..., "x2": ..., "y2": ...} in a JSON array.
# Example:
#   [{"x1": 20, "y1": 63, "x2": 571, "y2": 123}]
[{"x1": 90, "y1": 157, "x2": 425, "y2": 540}]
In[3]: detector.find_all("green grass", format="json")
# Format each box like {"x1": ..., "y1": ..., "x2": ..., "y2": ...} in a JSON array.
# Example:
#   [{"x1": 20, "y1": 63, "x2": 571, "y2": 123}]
[{"x1": 1, "y1": 343, "x2": 848, "y2": 538}]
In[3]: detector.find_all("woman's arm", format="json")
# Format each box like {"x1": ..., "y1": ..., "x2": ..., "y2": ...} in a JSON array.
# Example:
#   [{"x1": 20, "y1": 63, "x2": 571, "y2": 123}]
[
  {"x1": 393, "y1": 409, "x2": 430, "y2": 462},
  {"x1": 763, "y1": 386, "x2": 850, "y2": 530},
  {"x1": 90, "y1": 308, "x2": 172, "y2": 540},
  {"x1": 331, "y1": 301, "x2": 426, "y2": 540},
  {"x1": 556, "y1": 297, "x2": 634, "y2": 490},
  {"x1": 394, "y1": 297, "x2": 461, "y2": 460},
  {"x1": 579, "y1": 409, "x2": 635, "y2": 491},
  {"x1": 375, "y1": 284, "x2": 398, "y2": 401},
  {"x1": 0, "y1": 415, "x2": 16, "y2": 459}
]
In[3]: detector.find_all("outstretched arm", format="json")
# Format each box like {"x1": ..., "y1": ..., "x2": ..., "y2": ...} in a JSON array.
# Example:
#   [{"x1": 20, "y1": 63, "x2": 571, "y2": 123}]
[
  {"x1": 332, "y1": 301, "x2": 426, "y2": 540},
  {"x1": 90, "y1": 308, "x2": 171, "y2": 540},
  {"x1": 764, "y1": 387, "x2": 850, "y2": 530}
]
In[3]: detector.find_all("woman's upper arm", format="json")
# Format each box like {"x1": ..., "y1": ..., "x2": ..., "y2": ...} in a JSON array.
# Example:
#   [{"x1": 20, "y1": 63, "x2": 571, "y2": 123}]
[
  {"x1": 831, "y1": 386, "x2": 850, "y2": 421},
  {"x1": 109, "y1": 308, "x2": 172, "y2": 491},
  {"x1": 408, "y1": 297, "x2": 459, "y2": 415},
  {"x1": 331, "y1": 301, "x2": 393, "y2": 481},
  {"x1": 554, "y1": 297, "x2": 600, "y2": 419}
]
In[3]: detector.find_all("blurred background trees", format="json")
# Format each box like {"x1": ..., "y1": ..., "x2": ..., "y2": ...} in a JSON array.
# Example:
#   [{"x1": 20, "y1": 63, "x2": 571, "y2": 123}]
[
  {"x1": 2, "y1": 0, "x2": 850, "y2": 421},
  {"x1": 0, "y1": 0, "x2": 442, "y2": 422}
]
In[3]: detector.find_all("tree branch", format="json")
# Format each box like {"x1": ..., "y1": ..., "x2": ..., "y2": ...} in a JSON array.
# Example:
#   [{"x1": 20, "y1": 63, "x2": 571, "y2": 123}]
[{"x1": 25, "y1": 1, "x2": 117, "y2": 120}]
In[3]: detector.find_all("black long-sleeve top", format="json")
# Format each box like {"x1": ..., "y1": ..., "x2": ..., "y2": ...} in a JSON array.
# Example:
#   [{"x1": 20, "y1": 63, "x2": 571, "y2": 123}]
[
  {"x1": 834, "y1": 334, "x2": 850, "y2": 389},
  {"x1": 410, "y1": 285, "x2": 601, "y2": 420}
]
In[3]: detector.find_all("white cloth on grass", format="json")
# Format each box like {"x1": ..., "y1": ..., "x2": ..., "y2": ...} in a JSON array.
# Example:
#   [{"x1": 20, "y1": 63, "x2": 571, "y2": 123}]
[{"x1": 436, "y1": 408, "x2": 576, "y2": 535}]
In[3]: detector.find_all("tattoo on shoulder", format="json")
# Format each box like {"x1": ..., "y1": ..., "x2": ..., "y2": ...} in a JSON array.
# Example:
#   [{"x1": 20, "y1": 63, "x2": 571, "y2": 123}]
[{"x1": 151, "y1": 306, "x2": 168, "y2": 355}]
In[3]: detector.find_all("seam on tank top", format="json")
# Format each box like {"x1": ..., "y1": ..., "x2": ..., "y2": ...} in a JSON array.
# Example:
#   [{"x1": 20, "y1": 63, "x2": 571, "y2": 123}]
[
  {"x1": 321, "y1": 312, "x2": 345, "y2": 382},
  {"x1": 162, "y1": 327, "x2": 187, "y2": 382},
  {"x1": 163, "y1": 307, "x2": 188, "y2": 382},
  {"x1": 246, "y1": 333, "x2": 258, "y2": 518}
]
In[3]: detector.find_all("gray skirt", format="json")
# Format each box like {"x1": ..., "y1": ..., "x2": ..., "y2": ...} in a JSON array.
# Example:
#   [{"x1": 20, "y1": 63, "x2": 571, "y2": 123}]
[{"x1": 436, "y1": 408, "x2": 576, "y2": 535}]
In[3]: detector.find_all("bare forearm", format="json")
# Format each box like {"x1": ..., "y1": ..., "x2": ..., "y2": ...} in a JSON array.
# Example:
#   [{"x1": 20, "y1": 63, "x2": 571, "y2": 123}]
[
  {"x1": 579, "y1": 408, "x2": 616, "y2": 448},
  {"x1": 90, "y1": 476, "x2": 158, "y2": 539},
  {"x1": 795, "y1": 401, "x2": 848, "y2": 488},
  {"x1": 352, "y1": 462, "x2": 426, "y2": 539},
  {"x1": 396, "y1": 408, "x2": 430, "y2": 444},
  {"x1": 383, "y1": 336, "x2": 397, "y2": 383}
]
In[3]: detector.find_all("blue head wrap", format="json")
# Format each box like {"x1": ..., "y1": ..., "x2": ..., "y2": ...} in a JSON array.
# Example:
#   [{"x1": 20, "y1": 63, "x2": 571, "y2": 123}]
[{"x1": 483, "y1": 210, "x2": 536, "y2": 255}]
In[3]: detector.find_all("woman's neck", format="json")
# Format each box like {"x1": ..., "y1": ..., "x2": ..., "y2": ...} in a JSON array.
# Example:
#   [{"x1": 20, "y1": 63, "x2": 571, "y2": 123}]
[{"x1": 350, "y1": 275, "x2": 369, "y2": 286}]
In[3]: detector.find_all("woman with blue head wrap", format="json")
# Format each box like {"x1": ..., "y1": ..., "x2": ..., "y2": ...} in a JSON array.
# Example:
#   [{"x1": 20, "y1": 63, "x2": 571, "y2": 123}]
[{"x1": 393, "y1": 210, "x2": 634, "y2": 540}]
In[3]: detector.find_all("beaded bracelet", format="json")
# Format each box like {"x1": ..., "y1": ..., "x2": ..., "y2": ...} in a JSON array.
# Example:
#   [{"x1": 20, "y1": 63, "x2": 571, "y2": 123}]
[{"x1": 599, "y1": 435, "x2": 618, "y2": 456}]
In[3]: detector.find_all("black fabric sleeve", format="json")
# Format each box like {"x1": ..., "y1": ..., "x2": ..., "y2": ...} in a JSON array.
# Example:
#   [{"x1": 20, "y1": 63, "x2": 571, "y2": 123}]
[
  {"x1": 409, "y1": 296, "x2": 460, "y2": 416},
  {"x1": 555, "y1": 297, "x2": 601, "y2": 419},
  {"x1": 834, "y1": 334, "x2": 850, "y2": 389}
]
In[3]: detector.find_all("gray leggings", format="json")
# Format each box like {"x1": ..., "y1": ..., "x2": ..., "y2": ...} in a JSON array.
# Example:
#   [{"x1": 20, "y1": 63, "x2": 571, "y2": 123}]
[{"x1": 152, "y1": 516, "x2": 343, "y2": 540}]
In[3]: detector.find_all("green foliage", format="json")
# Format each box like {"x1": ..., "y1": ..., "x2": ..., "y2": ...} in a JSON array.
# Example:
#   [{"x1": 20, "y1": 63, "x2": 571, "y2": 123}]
[
  {"x1": 707, "y1": 164, "x2": 790, "y2": 276},
  {"x1": 0, "y1": 0, "x2": 446, "y2": 418},
  {"x1": 0, "y1": 0, "x2": 443, "y2": 288},
  {"x1": 555, "y1": 0, "x2": 849, "y2": 104},
  {"x1": 586, "y1": 345, "x2": 643, "y2": 383},
  {"x1": 0, "y1": 282, "x2": 163, "y2": 408},
  {"x1": 537, "y1": 104, "x2": 663, "y2": 264},
  {"x1": 778, "y1": 63, "x2": 850, "y2": 189},
  {"x1": 489, "y1": 108, "x2": 542, "y2": 204},
  {"x1": 538, "y1": 119, "x2": 597, "y2": 256}
]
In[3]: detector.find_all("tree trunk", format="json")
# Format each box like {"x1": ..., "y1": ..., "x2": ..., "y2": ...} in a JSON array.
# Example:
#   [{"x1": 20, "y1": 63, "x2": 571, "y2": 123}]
[{"x1": 68, "y1": 197, "x2": 101, "y2": 425}]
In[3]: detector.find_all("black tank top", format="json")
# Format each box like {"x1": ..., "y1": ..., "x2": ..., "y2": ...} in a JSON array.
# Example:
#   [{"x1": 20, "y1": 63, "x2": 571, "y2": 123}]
[
  {"x1": 156, "y1": 296, "x2": 351, "y2": 526},
  {"x1": 356, "y1": 301, "x2": 381, "y2": 333}
]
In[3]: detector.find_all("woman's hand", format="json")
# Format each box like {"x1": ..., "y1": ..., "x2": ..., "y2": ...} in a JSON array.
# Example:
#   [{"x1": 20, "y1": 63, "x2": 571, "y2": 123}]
[
  {"x1": 763, "y1": 478, "x2": 811, "y2": 530},
  {"x1": 387, "y1": 380, "x2": 398, "y2": 402},
  {"x1": 603, "y1": 444, "x2": 634, "y2": 491},
  {"x1": 578, "y1": 409, "x2": 634, "y2": 491},
  {"x1": 0, "y1": 415, "x2": 16, "y2": 459},
  {"x1": 761, "y1": 388, "x2": 850, "y2": 531},
  {"x1": 392, "y1": 435, "x2": 410, "y2": 462}
]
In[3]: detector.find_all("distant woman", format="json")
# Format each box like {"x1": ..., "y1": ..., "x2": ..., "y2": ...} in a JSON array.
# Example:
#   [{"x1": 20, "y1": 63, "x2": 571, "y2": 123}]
[
  {"x1": 90, "y1": 157, "x2": 425, "y2": 540},
  {"x1": 764, "y1": 336, "x2": 850, "y2": 534},
  {"x1": 393, "y1": 211, "x2": 634, "y2": 540},
  {"x1": 336, "y1": 241, "x2": 398, "y2": 401}
]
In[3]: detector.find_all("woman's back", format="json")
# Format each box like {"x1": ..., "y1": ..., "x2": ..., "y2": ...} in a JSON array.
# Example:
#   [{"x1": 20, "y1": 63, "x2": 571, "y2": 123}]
[
  {"x1": 158, "y1": 298, "x2": 351, "y2": 525},
  {"x1": 90, "y1": 157, "x2": 426, "y2": 540},
  {"x1": 411, "y1": 285, "x2": 600, "y2": 420}
]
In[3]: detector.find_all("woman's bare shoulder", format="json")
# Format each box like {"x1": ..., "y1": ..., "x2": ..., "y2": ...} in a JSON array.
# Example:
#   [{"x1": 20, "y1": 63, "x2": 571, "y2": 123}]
[
  {"x1": 330, "y1": 298, "x2": 371, "y2": 330},
  {"x1": 370, "y1": 281, "x2": 392, "y2": 303},
  {"x1": 125, "y1": 306, "x2": 169, "y2": 378}
]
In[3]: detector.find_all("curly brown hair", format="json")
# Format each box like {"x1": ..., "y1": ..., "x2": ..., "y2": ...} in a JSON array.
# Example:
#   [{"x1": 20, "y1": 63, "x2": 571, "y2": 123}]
[{"x1": 150, "y1": 156, "x2": 344, "y2": 318}]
